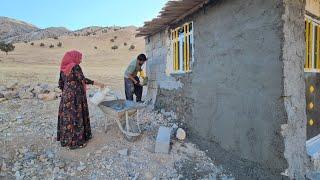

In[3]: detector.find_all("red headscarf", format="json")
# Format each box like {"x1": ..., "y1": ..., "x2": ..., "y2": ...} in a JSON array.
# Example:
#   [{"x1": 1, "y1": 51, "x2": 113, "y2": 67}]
[
  {"x1": 60, "y1": 50, "x2": 87, "y2": 92},
  {"x1": 60, "y1": 50, "x2": 83, "y2": 75}
]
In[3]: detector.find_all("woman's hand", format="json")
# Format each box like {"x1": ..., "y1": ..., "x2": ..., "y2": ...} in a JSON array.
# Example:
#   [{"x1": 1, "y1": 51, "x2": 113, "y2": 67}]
[{"x1": 94, "y1": 82, "x2": 105, "y2": 89}]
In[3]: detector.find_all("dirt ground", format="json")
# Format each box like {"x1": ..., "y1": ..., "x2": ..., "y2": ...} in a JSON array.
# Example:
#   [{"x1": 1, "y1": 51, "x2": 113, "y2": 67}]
[
  {"x1": 0, "y1": 27, "x2": 145, "y2": 94},
  {"x1": 0, "y1": 30, "x2": 233, "y2": 179},
  {"x1": 0, "y1": 97, "x2": 230, "y2": 179}
]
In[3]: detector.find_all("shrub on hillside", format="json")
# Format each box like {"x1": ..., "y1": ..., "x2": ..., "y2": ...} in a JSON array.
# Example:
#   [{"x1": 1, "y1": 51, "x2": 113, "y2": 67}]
[
  {"x1": 129, "y1": 45, "x2": 135, "y2": 50},
  {"x1": 114, "y1": 36, "x2": 117, "y2": 39},
  {"x1": 53, "y1": 36, "x2": 59, "y2": 40},
  {"x1": 111, "y1": 45, "x2": 118, "y2": 51},
  {"x1": 57, "y1": 42, "x2": 62, "y2": 47},
  {"x1": 40, "y1": 43, "x2": 45, "y2": 47},
  {"x1": 110, "y1": 39, "x2": 115, "y2": 43},
  {"x1": 0, "y1": 42, "x2": 15, "y2": 55},
  {"x1": 30, "y1": 42, "x2": 34, "y2": 46},
  {"x1": 94, "y1": 46, "x2": 98, "y2": 49},
  {"x1": 24, "y1": 41, "x2": 28, "y2": 43},
  {"x1": 49, "y1": 44, "x2": 54, "y2": 48},
  {"x1": 124, "y1": 42, "x2": 127, "y2": 46}
]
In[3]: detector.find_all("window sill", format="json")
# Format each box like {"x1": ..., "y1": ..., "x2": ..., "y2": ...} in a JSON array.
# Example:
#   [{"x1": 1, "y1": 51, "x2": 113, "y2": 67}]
[
  {"x1": 304, "y1": 68, "x2": 320, "y2": 73},
  {"x1": 170, "y1": 70, "x2": 192, "y2": 75}
]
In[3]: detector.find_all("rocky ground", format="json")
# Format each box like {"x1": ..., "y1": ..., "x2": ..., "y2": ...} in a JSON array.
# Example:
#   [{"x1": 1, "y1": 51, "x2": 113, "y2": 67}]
[{"x1": 0, "y1": 82, "x2": 234, "y2": 180}]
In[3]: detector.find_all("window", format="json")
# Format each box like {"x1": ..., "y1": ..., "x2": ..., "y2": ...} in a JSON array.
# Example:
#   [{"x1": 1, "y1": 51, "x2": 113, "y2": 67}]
[
  {"x1": 171, "y1": 22, "x2": 193, "y2": 72},
  {"x1": 305, "y1": 17, "x2": 320, "y2": 71}
]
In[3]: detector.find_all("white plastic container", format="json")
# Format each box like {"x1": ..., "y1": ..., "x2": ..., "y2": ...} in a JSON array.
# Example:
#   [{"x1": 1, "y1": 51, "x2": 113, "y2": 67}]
[{"x1": 90, "y1": 88, "x2": 111, "y2": 105}]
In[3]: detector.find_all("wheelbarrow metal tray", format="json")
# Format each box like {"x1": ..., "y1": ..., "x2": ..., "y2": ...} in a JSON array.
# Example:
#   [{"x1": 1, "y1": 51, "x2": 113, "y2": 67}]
[
  {"x1": 98, "y1": 100, "x2": 144, "y2": 117},
  {"x1": 98, "y1": 99, "x2": 146, "y2": 140}
]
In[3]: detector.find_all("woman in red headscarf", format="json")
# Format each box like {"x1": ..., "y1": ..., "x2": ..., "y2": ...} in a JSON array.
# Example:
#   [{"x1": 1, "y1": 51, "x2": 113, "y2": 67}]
[{"x1": 57, "y1": 50, "x2": 104, "y2": 149}]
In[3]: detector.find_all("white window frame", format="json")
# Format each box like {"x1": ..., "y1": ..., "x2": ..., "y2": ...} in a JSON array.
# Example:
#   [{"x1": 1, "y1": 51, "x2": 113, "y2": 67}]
[{"x1": 170, "y1": 22, "x2": 194, "y2": 74}]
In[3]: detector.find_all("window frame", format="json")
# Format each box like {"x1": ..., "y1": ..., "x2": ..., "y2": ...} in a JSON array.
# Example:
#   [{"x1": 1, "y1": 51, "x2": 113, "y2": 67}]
[
  {"x1": 305, "y1": 15, "x2": 320, "y2": 73},
  {"x1": 171, "y1": 22, "x2": 194, "y2": 74}
]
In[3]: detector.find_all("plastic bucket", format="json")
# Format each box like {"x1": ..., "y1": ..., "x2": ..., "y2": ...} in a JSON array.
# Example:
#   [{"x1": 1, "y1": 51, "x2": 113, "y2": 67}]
[{"x1": 90, "y1": 91, "x2": 105, "y2": 105}]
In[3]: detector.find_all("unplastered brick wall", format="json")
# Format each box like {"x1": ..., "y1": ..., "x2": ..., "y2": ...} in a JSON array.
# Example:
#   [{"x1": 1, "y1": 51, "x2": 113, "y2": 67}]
[
  {"x1": 145, "y1": 28, "x2": 193, "y2": 125},
  {"x1": 145, "y1": 29, "x2": 183, "y2": 105}
]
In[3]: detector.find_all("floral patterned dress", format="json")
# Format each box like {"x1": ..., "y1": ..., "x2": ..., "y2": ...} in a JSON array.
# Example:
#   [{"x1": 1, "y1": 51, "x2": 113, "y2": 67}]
[{"x1": 57, "y1": 65, "x2": 94, "y2": 149}]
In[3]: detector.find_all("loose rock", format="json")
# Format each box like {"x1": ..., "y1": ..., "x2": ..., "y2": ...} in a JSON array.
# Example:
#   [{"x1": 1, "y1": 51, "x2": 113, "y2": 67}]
[
  {"x1": 19, "y1": 91, "x2": 34, "y2": 99},
  {"x1": 144, "y1": 172, "x2": 153, "y2": 180},
  {"x1": 0, "y1": 84, "x2": 231, "y2": 179},
  {"x1": 0, "y1": 85, "x2": 6, "y2": 91},
  {"x1": 176, "y1": 128, "x2": 186, "y2": 141},
  {"x1": 54, "y1": 87, "x2": 62, "y2": 93},
  {"x1": 77, "y1": 162, "x2": 87, "y2": 171},
  {"x1": 118, "y1": 149, "x2": 128, "y2": 156},
  {"x1": 32, "y1": 85, "x2": 44, "y2": 94},
  {"x1": 1, "y1": 162, "x2": 8, "y2": 172},
  {"x1": 3, "y1": 91, "x2": 18, "y2": 100},
  {"x1": 38, "y1": 92, "x2": 57, "y2": 101},
  {"x1": 6, "y1": 81, "x2": 18, "y2": 90}
]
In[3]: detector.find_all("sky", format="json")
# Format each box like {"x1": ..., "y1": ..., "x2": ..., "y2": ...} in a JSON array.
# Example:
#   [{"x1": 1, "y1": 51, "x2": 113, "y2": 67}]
[{"x1": 0, "y1": 0, "x2": 168, "y2": 31}]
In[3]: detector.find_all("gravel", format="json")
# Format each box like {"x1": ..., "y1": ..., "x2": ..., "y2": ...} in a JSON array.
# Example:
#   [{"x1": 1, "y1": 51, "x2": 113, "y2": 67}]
[{"x1": 0, "y1": 82, "x2": 233, "y2": 179}]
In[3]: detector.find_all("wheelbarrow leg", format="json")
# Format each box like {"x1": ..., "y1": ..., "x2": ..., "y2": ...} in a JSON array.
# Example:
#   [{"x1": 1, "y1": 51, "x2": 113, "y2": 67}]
[
  {"x1": 137, "y1": 109, "x2": 141, "y2": 133},
  {"x1": 125, "y1": 111, "x2": 131, "y2": 132},
  {"x1": 104, "y1": 116, "x2": 108, "y2": 133}
]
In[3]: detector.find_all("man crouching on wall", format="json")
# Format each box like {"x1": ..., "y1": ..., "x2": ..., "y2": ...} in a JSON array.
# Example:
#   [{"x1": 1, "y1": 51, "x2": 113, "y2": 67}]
[{"x1": 124, "y1": 54, "x2": 147, "y2": 102}]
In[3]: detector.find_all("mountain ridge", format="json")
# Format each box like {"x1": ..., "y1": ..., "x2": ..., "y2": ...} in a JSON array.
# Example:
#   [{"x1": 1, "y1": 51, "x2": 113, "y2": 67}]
[{"x1": 0, "y1": 16, "x2": 138, "y2": 43}]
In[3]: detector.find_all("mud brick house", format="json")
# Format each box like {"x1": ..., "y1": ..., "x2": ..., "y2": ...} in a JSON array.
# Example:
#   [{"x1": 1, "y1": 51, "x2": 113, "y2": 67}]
[{"x1": 138, "y1": 0, "x2": 320, "y2": 179}]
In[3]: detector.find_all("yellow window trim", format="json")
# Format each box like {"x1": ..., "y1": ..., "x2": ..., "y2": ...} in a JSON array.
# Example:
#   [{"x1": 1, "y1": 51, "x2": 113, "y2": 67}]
[
  {"x1": 304, "y1": 17, "x2": 320, "y2": 72},
  {"x1": 317, "y1": 26, "x2": 320, "y2": 69},
  {"x1": 308, "y1": 21, "x2": 313, "y2": 68},
  {"x1": 171, "y1": 22, "x2": 193, "y2": 73},
  {"x1": 306, "y1": 20, "x2": 309, "y2": 68}
]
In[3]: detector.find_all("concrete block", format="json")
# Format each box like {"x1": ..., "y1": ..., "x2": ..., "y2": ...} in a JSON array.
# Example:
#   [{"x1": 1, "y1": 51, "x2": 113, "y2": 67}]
[
  {"x1": 155, "y1": 126, "x2": 171, "y2": 154},
  {"x1": 117, "y1": 149, "x2": 128, "y2": 156}
]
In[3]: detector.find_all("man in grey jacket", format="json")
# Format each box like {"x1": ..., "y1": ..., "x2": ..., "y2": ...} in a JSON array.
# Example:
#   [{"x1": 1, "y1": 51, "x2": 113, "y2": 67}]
[{"x1": 124, "y1": 54, "x2": 147, "y2": 102}]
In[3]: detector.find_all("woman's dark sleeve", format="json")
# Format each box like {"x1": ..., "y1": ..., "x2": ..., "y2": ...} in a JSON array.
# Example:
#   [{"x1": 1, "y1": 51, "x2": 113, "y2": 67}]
[
  {"x1": 84, "y1": 78, "x2": 94, "y2": 85},
  {"x1": 58, "y1": 72, "x2": 64, "y2": 90},
  {"x1": 73, "y1": 65, "x2": 94, "y2": 85}
]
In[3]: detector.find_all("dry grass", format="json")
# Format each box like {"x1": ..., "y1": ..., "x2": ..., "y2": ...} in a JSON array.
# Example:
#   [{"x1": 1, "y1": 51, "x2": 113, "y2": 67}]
[{"x1": 0, "y1": 27, "x2": 145, "y2": 92}]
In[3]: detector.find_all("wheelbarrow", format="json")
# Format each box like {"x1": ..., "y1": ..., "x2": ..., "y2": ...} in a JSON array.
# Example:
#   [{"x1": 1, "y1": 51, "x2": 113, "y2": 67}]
[{"x1": 98, "y1": 100, "x2": 146, "y2": 141}]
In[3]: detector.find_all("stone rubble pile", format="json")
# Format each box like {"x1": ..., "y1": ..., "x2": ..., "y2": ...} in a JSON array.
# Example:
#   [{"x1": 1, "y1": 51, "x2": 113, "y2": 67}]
[
  {"x1": 0, "y1": 82, "x2": 234, "y2": 179},
  {"x1": 0, "y1": 81, "x2": 60, "y2": 103}
]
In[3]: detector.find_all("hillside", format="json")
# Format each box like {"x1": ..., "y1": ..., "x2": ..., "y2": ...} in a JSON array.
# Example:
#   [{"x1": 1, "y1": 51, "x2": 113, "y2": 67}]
[
  {"x1": 0, "y1": 16, "x2": 39, "y2": 42},
  {"x1": 0, "y1": 16, "x2": 72, "y2": 43},
  {"x1": 5, "y1": 27, "x2": 71, "y2": 43},
  {"x1": 0, "y1": 17, "x2": 140, "y2": 44},
  {"x1": 0, "y1": 24, "x2": 145, "y2": 93}
]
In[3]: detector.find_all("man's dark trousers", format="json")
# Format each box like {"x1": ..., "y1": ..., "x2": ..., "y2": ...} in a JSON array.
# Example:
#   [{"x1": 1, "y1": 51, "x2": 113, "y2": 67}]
[{"x1": 124, "y1": 76, "x2": 142, "y2": 102}]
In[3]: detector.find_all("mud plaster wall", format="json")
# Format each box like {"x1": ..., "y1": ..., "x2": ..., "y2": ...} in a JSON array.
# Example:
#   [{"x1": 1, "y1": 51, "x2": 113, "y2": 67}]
[
  {"x1": 281, "y1": 0, "x2": 310, "y2": 178},
  {"x1": 190, "y1": 0, "x2": 288, "y2": 174},
  {"x1": 145, "y1": 0, "x2": 309, "y2": 178}
]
